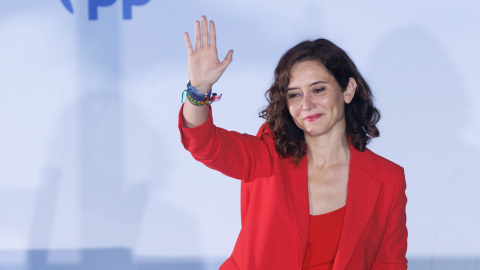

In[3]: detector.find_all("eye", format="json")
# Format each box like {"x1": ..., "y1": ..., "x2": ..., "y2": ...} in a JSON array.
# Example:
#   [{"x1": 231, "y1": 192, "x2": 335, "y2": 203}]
[
  {"x1": 287, "y1": 92, "x2": 300, "y2": 99},
  {"x1": 313, "y1": 87, "x2": 326, "y2": 93}
]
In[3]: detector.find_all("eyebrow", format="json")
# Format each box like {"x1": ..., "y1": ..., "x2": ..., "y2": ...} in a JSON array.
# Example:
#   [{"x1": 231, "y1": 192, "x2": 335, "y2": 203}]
[{"x1": 286, "y1": 81, "x2": 327, "y2": 92}]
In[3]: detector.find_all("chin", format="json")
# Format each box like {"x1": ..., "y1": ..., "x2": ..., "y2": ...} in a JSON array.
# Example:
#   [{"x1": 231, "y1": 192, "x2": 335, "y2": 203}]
[{"x1": 303, "y1": 128, "x2": 327, "y2": 138}]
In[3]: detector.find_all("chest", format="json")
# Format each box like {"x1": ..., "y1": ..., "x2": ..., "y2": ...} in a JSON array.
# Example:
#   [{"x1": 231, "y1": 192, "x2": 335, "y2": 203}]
[{"x1": 307, "y1": 163, "x2": 349, "y2": 215}]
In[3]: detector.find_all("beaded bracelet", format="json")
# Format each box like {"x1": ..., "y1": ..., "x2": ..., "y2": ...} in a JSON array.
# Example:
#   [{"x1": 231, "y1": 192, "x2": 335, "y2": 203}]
[
  {"x1": 186, "y1": 91, "x2": 209, "y2": 106},
  {"x1": 181, "y1": 81, "x2": 222, "y2": 106}
]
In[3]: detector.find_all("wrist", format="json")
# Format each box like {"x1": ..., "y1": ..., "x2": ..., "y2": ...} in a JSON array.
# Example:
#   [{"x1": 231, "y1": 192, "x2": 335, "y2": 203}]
[
  {"x1": 187, "y1": 81, "x2": 212, "y2": 99},
  {"x1": 189, "y1": 81, "x2": 212, "y2": 93},
  {"x1": 182, "y1": 81, "x2": 222, "y2": 106},
  {"x1": 192, "y1": 87, "x2": 212, "y2": 94}
]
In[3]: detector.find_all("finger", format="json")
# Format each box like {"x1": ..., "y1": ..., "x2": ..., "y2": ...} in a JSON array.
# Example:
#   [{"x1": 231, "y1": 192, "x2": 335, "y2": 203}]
[
  {"x1": 184, "y1": 32, "x2": 193, "y2": 54},
  {"x1": 220, "y1": 50, "x2": 234, "y2": 70},
  {"x1": 194, "y1": 20, "x2": 201, "y2": 50},
  {"x1": 209, "y1": 20, "x2": 216, "y2": 48},
  {"x1": 201, "y1": 15, "x2": 209, "y2": 47}
]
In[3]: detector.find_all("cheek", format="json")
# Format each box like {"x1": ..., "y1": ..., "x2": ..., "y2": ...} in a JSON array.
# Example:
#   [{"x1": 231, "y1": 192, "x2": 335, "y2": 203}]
[
  {"x1": 317, "y1": 95, "x2": 329, "y2": 106},
  {"x1": 324, "y1": 93, "x2": 344, "y2": 110},
  {"x1": 286, "y1": 101, "x2": 298, "y2": 116},
  {"x1": 287, "y1": 103, "x2": 303, "y2": 126}
]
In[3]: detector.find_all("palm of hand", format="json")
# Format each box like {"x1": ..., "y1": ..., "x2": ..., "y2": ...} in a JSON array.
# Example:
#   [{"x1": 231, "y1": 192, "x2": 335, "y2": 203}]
[{"x1": 184, "y1": 16, "x2": 233, "y2": 93}]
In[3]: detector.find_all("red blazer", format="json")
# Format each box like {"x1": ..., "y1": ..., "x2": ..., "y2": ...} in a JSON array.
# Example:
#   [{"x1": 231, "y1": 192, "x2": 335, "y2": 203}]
[{"x1": 179, "y1": 107, "x2": 408, "y2": 270}]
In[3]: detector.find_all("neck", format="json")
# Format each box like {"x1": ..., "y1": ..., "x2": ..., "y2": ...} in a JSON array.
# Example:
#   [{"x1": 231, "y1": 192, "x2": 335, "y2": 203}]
[{"x1": 305, "y1": 131, "x2": 350, "y2": 169}]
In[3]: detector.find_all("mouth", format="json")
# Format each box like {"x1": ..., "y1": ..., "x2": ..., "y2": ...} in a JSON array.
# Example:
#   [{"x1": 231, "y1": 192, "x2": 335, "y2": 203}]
[{"x1": 304, "y1": 113, "x2": 323, "y2": 122}]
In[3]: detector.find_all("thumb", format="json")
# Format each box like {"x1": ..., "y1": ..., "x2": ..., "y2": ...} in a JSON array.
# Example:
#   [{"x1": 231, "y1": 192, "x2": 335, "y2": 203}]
[{"x1": 220, "y1": 50, "x2": 233, "y2": 70}]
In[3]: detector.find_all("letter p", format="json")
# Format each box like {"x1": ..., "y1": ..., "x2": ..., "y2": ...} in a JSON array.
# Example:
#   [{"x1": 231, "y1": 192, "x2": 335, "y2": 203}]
[
  {"x1": 89, "y1": 0, "x2": 117, "y2": 20},
  {"x1": 123, "y1": 0, "x2": 150, "y2": 20}
]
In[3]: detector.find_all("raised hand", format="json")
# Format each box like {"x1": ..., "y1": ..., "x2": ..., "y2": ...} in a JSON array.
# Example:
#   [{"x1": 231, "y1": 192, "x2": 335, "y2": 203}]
[{"x1": 184, "y1": 16, "x2": 233, "y2": 93}]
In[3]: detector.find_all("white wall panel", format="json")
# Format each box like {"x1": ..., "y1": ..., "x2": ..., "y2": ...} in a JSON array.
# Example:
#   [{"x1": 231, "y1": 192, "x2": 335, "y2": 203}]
[{"x1": 0, "y1": 0, "x2": 479, "y2": 268}]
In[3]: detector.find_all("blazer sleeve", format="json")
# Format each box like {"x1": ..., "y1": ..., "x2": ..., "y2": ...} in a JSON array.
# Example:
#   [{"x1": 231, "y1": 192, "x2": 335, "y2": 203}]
[
  {"x1": 372, "y1": 168, "x2": 408, "y2": 270},
  {"x1": 178, "y1": 105, "x2": 272, "y2": 181}
]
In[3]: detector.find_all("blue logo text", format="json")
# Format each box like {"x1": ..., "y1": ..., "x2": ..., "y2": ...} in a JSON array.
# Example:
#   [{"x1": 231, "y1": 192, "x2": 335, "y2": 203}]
[{"x1": 60, "y1": 0, "x2": 150, "y2": 20}]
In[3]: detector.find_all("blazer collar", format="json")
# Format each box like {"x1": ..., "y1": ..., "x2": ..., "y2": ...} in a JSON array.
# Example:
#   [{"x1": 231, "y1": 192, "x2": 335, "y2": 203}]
[
  {"x1": 333, "y1": 145, "x2": 382, "y2": 269},
  {"x1": 281, "y1": 155, "x2": 309, "y2": 268},
  {"x1": 282, "y1": 144, "x2": 381, "y2": 269}
]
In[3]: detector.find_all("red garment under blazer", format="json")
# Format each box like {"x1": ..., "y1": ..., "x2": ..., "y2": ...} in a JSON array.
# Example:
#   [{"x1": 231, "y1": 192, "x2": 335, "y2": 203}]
[{"x1": 179, "y1": 106, "x2": 408, "y2": 270}]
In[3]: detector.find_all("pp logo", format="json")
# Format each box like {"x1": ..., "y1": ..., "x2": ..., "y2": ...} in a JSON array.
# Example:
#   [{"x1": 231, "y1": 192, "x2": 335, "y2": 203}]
[{"x1": 61, "y1": 0, "x2": 150, "y2": 20}]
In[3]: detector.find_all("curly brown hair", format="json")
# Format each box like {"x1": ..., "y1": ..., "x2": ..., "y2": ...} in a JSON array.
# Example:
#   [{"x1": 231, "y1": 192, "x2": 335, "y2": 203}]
[{"x1": 259, "y1": 39, "x2": 380, "y2": 163}]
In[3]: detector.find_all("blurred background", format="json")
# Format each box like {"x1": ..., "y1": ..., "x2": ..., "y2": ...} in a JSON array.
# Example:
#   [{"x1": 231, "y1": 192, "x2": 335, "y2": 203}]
[{"x1": 0, "y1": 0, "x2": 479, "y2": 269}]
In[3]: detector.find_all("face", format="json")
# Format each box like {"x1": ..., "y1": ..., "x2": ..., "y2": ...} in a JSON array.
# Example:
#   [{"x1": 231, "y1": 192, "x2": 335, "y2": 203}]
[{"x1": 286, "y1": 60, "x2": 356, "y2": 139}]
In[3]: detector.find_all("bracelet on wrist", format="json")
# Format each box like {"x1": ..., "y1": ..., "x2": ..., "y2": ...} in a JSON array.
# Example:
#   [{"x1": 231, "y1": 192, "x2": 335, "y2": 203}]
[{"x1": 181, "y1": 80, "x2": 222, "y2": 106}]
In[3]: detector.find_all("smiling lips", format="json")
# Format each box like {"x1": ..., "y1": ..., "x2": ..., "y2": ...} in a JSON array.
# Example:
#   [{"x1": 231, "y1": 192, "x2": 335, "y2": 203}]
[{"x1": 304, "y1": 113, "x2": 323, "y2": 122}]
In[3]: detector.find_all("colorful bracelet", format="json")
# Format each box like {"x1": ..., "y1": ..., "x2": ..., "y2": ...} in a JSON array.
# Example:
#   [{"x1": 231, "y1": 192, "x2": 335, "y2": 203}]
[
  {"x1": 186, "y1": 92, "x2": 209, "y2": 106},
  {"x1": 181, "y1": 81, "x2": 222, "y2": 106}
]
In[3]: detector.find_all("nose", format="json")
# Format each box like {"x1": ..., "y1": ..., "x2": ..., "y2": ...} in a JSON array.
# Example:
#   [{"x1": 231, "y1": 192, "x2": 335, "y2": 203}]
[{"x1": 302, "y1": 95, "x2": 315, "y2": 111}]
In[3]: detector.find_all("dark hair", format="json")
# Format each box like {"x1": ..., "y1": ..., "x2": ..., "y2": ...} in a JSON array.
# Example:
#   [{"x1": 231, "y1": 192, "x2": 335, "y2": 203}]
[{"x1": 259, "y1": 38, "x2": 380, "y2": 163}]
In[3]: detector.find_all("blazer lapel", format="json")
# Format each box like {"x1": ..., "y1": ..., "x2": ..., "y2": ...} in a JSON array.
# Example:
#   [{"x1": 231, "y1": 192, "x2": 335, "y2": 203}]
[
  {"x1": 282, "y1": 146, "x2": 382, "y2": 269},
  {"x1": 333, "y1": 146, "x2": 382, "y2": 269},
  {"x1": 282, "y1": 155, "x2": 309, "y2": 269}
]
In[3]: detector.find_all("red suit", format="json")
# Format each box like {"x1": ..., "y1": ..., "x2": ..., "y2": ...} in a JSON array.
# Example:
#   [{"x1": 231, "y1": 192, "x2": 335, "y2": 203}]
[{"x1": 179, "y1": 107, "x2": 408, "y2": 270}]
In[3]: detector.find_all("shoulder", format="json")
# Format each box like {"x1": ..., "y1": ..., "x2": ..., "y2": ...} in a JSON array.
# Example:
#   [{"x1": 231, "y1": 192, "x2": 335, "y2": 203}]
[
  {"x1": 366, "y1": 148, "x2": 404, "y2": 175},
  {"x1": 255, "y1": 123, "x2": 276, "y2": 144},
  {"x1": 363, "y1": 148, "x2": 406, "y2": 191},
  {"x1": 255, "y1": 123, "x2": 274, "y2": 137}
]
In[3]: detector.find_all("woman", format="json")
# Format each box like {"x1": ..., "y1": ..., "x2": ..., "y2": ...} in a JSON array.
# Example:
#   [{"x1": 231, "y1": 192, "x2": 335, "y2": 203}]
[{"x1": 179, "y1": 16, "x2": 407, "y2": 270}]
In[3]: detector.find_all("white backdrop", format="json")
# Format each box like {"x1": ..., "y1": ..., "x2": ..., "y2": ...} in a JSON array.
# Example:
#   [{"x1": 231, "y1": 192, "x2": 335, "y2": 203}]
[{"x1": 1, "y1": 0, "x2": 479, "y2": 268}]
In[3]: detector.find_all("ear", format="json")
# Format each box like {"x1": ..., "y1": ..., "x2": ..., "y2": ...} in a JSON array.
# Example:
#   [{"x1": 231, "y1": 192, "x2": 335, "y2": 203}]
[{"x1": 344, "y1": 77, "x2": 357, "y2": 104}]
